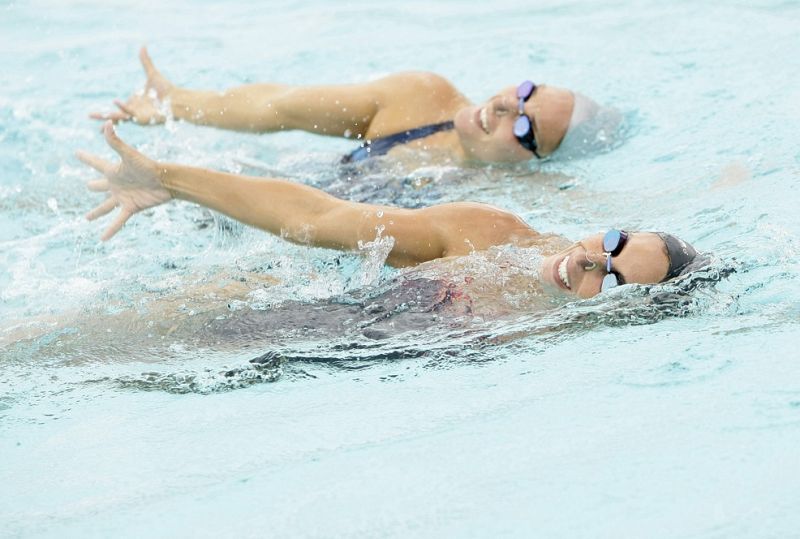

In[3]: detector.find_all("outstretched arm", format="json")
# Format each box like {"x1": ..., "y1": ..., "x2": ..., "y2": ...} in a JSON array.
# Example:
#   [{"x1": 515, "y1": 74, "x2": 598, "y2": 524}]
[
  {"x1": 91, "y1": 47, "x2": 466, "y2": 139},
  {"x1": 78, "y1": 124, "x2": 536, "y2": 267}
]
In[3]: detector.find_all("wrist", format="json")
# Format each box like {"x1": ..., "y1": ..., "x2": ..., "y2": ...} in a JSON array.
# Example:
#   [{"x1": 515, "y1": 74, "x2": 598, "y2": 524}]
[
  {"x1": 168, "y1": 87, "x2": 194, "y2": 121},
  {"x1": 159, "y1": 163, "x2": 181, "y2": 198}
]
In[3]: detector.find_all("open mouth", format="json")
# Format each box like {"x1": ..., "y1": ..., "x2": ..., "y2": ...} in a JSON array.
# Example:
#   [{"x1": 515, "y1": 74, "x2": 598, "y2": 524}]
[
  {"x1": 479, "y1": 107, "x2": 490, "y2": 134},
  {"x1": 553, "y1": 255, "x2": 571, "y2": 290}
]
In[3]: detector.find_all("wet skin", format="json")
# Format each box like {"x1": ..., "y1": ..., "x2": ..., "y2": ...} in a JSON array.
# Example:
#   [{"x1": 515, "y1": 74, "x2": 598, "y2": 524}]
[
  {"x1": 453, "y1": 84, "x2": 575, "y2": 162},
  {"x1": 539, "y1": 232, "x2": 671, "y2": 299},
  {"x1": 91, "y1": 48, "x2": 579, "y2": 165}
]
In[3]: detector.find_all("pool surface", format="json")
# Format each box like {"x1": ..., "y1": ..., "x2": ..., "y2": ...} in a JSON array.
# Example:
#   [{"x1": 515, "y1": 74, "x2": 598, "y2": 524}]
[{"x1": 2, "y1": 0, "x2": 800, "y2": 536}]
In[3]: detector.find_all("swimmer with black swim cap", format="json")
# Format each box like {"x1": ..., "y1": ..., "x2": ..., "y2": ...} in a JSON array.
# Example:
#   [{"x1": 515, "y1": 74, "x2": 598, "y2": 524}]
[
  {"x1": 538, "y1": 230, "x2": 704, "y2": 299},
  {"x1": 658, "y1": 232, "x2": 702, "y2": 280},
  {"x1": 78, "y1": 124, "x2": 705, "y2": 305}
]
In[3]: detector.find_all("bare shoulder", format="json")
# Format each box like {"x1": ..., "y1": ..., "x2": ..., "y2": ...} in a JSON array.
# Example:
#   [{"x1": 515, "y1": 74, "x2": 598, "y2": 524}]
[
  {"x1": 435, "y1": 201, "x2": 529, "y2": 222},
  {"x1": 372, "y1": 71, "x2": 467, "y2": 107},
  {"x1": 422, "y1": 202, "x2": 539, "y2": 254},
  {"x1": 380, "y1": 71, "x2": 457, "y2": 90}
]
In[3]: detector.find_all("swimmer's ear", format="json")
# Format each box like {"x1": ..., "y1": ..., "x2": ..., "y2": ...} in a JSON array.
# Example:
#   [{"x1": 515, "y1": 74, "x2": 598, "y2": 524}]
[{"x1": 102, "y1": 121, "x2": 135, "y2": 158}]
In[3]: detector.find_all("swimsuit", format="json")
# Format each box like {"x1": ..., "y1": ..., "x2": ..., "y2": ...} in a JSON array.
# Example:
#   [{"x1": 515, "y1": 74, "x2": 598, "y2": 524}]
[
  {"x1": 341, "y1": 121, "x2": 454, "y2": 163},
  {"x1": 206, "y1": 278, "x2": 472, "y2": 342}
]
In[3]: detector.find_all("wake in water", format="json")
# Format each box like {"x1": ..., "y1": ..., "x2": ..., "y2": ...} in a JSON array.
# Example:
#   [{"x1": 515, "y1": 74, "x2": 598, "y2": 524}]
[{"x1": 1, "y1": 255, "x2": 738, "y2": 396}]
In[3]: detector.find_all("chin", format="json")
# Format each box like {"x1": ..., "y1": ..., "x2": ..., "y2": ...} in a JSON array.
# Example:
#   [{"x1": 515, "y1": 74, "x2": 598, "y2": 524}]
[
  {"x1": 453, "y1": 106, "x2": 475, "y2": 134},
  {"x1": 540, "y1": 255, "x2": 557, "y2": 286}
]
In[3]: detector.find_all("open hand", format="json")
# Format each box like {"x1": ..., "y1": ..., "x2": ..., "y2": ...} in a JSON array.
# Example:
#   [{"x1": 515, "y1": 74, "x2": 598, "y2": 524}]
[
  {"x1": 90, "y1": 46, "x2": 175, "y2": 126},
  {"x1": 77, "y1": 122, "x2": 172, "y2": 240}
]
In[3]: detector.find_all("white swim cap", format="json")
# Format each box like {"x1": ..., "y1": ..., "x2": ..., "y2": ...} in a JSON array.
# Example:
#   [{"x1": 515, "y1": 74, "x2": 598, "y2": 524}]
[{"x1": 555, "y1": 92, "x2": 623, "y2": 158}]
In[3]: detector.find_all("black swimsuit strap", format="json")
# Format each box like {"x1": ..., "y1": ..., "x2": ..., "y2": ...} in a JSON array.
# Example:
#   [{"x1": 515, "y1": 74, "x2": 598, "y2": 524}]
[{"x1": 341, "y1": 121, "x2": 455, "y2": 163}]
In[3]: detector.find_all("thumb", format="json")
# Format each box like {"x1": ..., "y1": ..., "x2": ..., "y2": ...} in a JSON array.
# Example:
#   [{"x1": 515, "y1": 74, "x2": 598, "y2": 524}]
[
  {"x1": 139, "y1": 46, "x2": 158, "y2": 79},
  {"x1": 103, "y1": 121, "x2": 135, "y2": 159}
]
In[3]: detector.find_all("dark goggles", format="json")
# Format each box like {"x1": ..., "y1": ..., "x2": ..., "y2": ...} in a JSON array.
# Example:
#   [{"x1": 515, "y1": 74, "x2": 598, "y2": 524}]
[
  {"x1": 600, "y1": 229, "x2": 629, "y2": 292},
  {"x1": 512, "y1": 80, "x2": 541, "y2": 159}
]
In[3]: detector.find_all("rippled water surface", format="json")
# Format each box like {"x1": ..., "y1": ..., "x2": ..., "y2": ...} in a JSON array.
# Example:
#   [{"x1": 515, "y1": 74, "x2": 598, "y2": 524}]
[{"x1": 2, "y1": 0, "x2": 799, "y2": 536}]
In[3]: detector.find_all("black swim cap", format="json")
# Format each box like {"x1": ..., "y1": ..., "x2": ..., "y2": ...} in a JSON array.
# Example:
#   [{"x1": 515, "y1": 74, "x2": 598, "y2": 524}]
[{"x1": 656, "y1": 233, "x2": 699, "y2": 281}]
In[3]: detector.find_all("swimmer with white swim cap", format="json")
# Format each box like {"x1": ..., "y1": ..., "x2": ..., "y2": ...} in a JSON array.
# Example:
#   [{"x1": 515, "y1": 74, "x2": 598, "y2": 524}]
[
  {"x1": 556, "y1": 91, "x2": 624, "y2": 158},
  {"x1": 92, "y1": 47, "x2": 622, "y2": 166}
]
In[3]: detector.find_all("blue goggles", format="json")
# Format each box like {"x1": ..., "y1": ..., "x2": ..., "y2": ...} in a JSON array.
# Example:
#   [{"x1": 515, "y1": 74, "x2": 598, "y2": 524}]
[
  {"x1": 600, "y1": 229, "x2": 629, "y2": 292},
  {"x1": 512, "y1": 80, "x2": 541, "y2": 159}
]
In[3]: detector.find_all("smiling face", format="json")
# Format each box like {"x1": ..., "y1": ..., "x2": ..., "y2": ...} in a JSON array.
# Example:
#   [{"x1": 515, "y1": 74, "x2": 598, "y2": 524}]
[
  {"x1": 453, "y1": 84, "x2": 574, "y2": 162},
  {"x1": 539, "y1": 232, "x2": 671, "y2": 299}
]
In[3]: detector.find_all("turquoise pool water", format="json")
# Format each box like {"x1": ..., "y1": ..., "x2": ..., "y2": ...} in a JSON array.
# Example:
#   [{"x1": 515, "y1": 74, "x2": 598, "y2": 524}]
[{"x1": 2, "y1": 0, "x2": 800, "y2": 536}]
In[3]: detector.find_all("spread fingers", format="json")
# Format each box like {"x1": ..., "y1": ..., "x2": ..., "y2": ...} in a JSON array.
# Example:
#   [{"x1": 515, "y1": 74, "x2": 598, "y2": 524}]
[
  {"x1": 86, "y1": 197, "x2": 118, "y2": 221},
  {"x1": 90, "y1": 110, "x2": 131, "y2": 123},
  {"x1": 87, "y1": 178, "x2": 110, "y2": 192},
  {"x1": 76, "y1": 150, "x2": 114, "y2": 176},
  {"x1": 113, "y1": 100, "x2": 136, "y2": 117},
  {"x1": 101, "y1": 209, "x2": 132, "y2": 241}
]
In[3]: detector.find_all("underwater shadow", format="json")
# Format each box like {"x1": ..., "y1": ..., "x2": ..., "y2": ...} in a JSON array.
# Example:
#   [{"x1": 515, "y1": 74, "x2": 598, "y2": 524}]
[{"x1": 105, "y1": 258, "x2": 738, "y2": 394}]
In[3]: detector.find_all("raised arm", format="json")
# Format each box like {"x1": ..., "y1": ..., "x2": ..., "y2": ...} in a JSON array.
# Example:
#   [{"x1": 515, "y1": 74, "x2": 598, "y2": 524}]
[
  {"x1": 78, "y1": 124, "x2": 536, "y2": 267},
  {"x1": 91, "y1": 47, "x2": 467, "y2": 139}
]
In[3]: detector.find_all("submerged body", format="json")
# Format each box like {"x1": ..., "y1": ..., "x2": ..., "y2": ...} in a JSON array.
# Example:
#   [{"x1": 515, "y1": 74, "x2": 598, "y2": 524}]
[
  {"x1": 208, "y1": 242, "x2": 570, "y2": 342},
  {"x1": 1, "y1": 245, "x2": 566, "y2": 364}
]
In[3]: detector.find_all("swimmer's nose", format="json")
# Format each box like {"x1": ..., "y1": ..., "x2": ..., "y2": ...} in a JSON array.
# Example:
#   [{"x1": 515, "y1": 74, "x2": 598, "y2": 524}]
[{"x1": 490, "y1": 95, "x2": 514, "y2": 116}]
